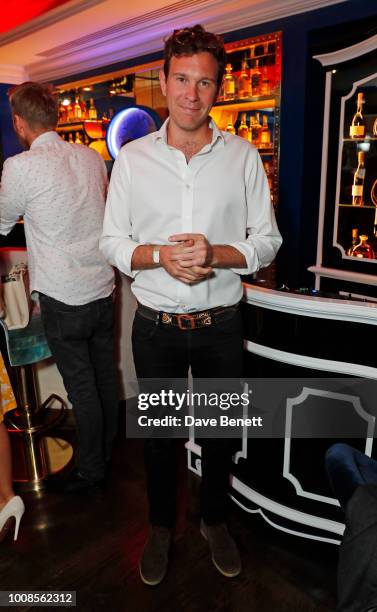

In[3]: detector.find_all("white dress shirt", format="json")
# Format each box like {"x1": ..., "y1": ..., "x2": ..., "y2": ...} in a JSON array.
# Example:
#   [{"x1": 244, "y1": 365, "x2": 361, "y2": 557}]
[
  {"x1": 0, "y1": 131, "x2": 114, "y2": 305},
  {"x1": 101, "y1": 118, "x2": 281, "y2": 313}
]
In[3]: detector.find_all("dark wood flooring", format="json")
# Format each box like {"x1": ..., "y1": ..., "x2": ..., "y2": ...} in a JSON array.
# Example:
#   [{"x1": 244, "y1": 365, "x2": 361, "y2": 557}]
[{"x1": 0, "y1": 409, "x2": 338, "y2": 612}]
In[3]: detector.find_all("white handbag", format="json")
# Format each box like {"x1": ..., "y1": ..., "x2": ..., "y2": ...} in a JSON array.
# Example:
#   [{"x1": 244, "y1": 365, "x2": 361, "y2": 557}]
[{"x1": 1, "y1": 263, "x2": 32, "y2": 330}]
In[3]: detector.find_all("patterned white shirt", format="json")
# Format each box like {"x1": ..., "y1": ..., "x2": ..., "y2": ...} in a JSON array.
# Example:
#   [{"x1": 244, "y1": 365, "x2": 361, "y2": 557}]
[
  {"x1": 0, "y1": 131, "x2": 114, "y2": 305},
  {"x1": 101, "y1": 118, "x2": 282, "y2": 313}
]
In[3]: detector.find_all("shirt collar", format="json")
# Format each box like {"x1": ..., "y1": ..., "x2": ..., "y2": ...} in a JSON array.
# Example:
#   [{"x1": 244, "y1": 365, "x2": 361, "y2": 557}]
[
  {"x1": 30, "y1": 130, "x2": 60, "y2": 149},
  {"x1": 152, "y1": 117, "x2": 225, "y2": 151}
]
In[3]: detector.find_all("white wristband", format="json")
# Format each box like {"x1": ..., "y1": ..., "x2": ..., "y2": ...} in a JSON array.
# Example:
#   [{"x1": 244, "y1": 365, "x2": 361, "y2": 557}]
[{"x1": 152, "y1": 246, "x2": 160, "y2": 264}]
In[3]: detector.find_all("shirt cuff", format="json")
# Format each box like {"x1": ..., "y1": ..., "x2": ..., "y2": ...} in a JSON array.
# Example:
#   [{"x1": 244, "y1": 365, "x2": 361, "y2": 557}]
[
  {"x1": 228, "y1": 241, "x2": 259, "y2": 275},
  {"x1": 100, "y1": 236, "x2": 140, "y2": 279}
]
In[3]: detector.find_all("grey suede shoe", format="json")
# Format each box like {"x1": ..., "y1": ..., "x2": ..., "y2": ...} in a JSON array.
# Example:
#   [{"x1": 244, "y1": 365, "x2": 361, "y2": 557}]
[
  {"x1": 139, "y1": 526, "x2": 172, "y2": 586},
  {"x1": 200, "y1": 519, "x2": 241, "y2": 577}
]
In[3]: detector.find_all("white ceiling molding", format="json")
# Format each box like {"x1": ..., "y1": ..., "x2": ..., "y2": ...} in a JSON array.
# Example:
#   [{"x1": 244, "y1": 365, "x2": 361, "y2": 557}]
[
  {"x1": 27, "y1": 0, "x2": 347, "y2": 82},
  {"x1": 0, "y1": 0, "x2": 105, "y2": 48},
  {"x1": 0, "y1": 64, "x2": 29, "y2": 85}
]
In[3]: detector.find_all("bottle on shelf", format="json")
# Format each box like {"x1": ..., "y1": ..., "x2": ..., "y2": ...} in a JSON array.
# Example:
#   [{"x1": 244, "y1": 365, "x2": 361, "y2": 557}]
[
  {"x1": 74, "y1": 97, "x2": 82, "y2": 120},
  {"x1": 351, "y1": 234, "x2": 374, "y2": 259},
  {"x1": 238, "y1": 58, "x2": 251, "y2": 99},
  {"x1": 259, "y1": 115, "x2": 271, "y2": 147},
  {"x1": 79, "y1": 96, "x2": 87, "y2": 120},
  {"x1": 68, "y1": 132, "x2": 74, "y2": 143},
  {"x1": 260, "y1": 66, "x2": 270, "y2": 96},
  {"x1": 352, "y1": 151, "x2": 366, "y2": 206},
  {"x1": 224, "y1": 63, "x2": 236, "y2": 100},
  {"x1": 251, "y1": 59, "x2": 261, "y2": 96},
  {"x1": 248, "y1": 116, "x2": 254, "y2": 143},
  {"x1": 66, "y1": 99, "x2": 74, "y2": 122},
  {"x1": 237, "y1": 112, "x2": 249, "y2": 140},
  {"x1": 252, "y1": 112, "x2": 261, "y2": 146},
  {"x1": 225, "y1": 115, "x2": 235, "y2": 135},
  {"x1": 74, "y1": 132, "x2": 82, "y2": 144},
  {"x1": 88, "y1": 98, "x2": 97, "y2": 120},
  {"x1": 58, "y1": 101, "x2": 67, "y2": 124},
  {"x1": 349, "y1": 93, "x2": 365, "y2": 139},
  {"x1": 346, "y1": 228, "x2": 359, "y2": 255}
]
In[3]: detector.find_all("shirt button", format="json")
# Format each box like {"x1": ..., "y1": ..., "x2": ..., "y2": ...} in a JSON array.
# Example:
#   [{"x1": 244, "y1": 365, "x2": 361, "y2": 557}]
[{"x1": 185, "y1": 184, "x2": 191, "y2": 189}]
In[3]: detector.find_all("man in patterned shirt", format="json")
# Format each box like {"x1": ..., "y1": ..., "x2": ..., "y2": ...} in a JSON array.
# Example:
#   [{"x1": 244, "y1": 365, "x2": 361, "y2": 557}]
[{"x1": 0, "y1": 82, "x2": 119, "y2": 496}]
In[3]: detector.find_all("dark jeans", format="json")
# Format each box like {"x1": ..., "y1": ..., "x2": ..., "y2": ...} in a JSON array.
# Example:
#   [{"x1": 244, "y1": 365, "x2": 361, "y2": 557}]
[
  {"x1": 132, "y1": 305, "x2": 243, "y2": 528},
  {"x1": 40, "y1": 293, "x2": 119, "y2": 481},
  {"x1": 326, "y1": 443, "x2": 377, "y2": 508}
]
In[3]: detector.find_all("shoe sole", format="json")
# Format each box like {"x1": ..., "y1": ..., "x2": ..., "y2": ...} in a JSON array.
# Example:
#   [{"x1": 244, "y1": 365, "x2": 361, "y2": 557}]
[
  {"x1": 139, "y1": 562, "x2": 166, "y2": 586},
  {"x1": 200, "y1": 525, "x2": 241, "y2": 578}
]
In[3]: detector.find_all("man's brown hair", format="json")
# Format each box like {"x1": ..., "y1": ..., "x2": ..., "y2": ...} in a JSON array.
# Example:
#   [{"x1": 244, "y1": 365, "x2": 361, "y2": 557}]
[
  {"x1": 163, "y1": 25, "x2": 227, "y2": 89},
  {"x1": 8, "y1": 82, "x2": 58, "y2": 130}
]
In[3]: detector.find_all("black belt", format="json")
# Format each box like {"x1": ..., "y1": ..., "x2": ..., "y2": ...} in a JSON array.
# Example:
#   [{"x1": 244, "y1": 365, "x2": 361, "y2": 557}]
[{"x1": 136, "y1": 302, "x2": 240, "y2": 330}]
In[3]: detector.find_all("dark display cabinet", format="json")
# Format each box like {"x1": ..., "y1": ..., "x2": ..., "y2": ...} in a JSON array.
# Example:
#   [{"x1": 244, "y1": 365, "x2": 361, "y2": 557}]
[{"x1": 309, "y1": 33, "x2": 377, "y2": 299}]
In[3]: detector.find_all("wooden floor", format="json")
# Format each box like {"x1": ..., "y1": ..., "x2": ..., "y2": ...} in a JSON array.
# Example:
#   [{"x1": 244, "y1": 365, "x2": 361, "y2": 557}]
[{"x1": 0, "y1": 410, "x2": 338, "y2": 612}]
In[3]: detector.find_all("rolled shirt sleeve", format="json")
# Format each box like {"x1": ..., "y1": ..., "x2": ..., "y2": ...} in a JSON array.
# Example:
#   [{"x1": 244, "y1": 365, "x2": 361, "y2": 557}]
[
  {"x1": 229, "y1": 148, "x2": 282, "y2": 275},
  {"x1": 100, "y1": 150, "x2": 140, "y2": 278}
]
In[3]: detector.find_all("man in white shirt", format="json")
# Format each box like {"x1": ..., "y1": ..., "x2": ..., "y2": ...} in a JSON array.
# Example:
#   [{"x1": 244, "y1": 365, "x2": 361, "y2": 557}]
[
  {"x1": 101, "y1": 25, "x2": 282, "y2": 584},
  {"x1": 0, "y1": 82, "x2": 118, "y2": 496}
]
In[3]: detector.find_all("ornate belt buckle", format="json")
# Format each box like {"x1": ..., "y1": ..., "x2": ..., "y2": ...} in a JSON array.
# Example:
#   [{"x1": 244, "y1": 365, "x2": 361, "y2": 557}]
[{"x1": 177, "y1": 314, "x2": 196, "y2": 330}]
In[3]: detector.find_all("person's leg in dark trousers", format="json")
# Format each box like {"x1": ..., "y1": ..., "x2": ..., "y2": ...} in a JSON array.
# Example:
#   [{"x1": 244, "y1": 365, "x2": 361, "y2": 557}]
[
  {"x1": 132, "y1": 311, "x2": 189, "y2": 528},
  {"x1": 190, "y1": 308, "x2": 244, "y2": 525},
  {"x1": 40, "y1": 294, "x2": 118, "y2": 482},
  {"x1": 88, "y1": 297, "x2": 119, "y2": 464}
]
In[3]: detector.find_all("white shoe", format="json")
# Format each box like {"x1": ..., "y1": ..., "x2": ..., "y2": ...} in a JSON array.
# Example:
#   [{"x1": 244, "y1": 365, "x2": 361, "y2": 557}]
[{"x1": 0, "y1": 496, "x2": 25, "y2": 541}]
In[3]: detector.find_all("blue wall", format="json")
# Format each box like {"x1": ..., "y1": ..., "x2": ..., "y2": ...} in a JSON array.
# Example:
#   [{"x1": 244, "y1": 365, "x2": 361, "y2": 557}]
[{"x1": 0, "y1": 84, "x2": 22, "y2": 165}]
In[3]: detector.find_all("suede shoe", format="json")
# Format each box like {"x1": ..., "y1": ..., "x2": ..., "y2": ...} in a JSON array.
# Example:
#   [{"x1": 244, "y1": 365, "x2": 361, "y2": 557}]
[
  {"x1": 139, "y1": 526, "x2": 172, "y2": 586},
  {"x1": 200, "y1": 519, "x2": 241, "y2": 577}
]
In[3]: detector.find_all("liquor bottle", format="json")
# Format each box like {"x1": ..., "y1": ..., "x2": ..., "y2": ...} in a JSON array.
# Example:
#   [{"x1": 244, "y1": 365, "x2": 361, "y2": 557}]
[
  {"x1": 224, "y1": 63, "x2": 235, "y2": 100},
  {"x1": 58, "y1": 102, "x2": 67, "y2": 124},
  {"x1": 351, "y1": 234, "x2": 374, "y2": 259},
  {"x1": 237, "y1": 113, "x2": 249, "y2": 140},
  {"x1": 346, "y1": 228, "x2": 359, "y2": 255},
  {"x1": 259, "y1": 115, "x2": 271, "y2": 147},
  {"x1": 238, "y1": 59, "x2": 251, "y2": 99},
  {"x1": 66, "y1": 99, "x2": 74, "y2": 122},
  {"x1": 68, "y1": 132, "x2": 74, "y2": 143},
  {"x1": 252, "y1": 112, "x2": 261, "y2": 146},
  {"x1": 79, "y1": 97, "x2": 87, "y2": 120},
  {"x1": 260, "y1": 66, "x2": 270, "y2": 96},
  {"x1": 74, "y1": 132, "x2": 82, "y2": 144},
  {"x1": 248, "y1": 116, "x2": 254, "y2": 143},
  {"x1": 74, "y1": 97, "x2": 82, "y2": 120},
  {"x1": 349, "y1": 93, "x2": 365, "y2": 139},
  {"x1": 352, "y1": 151, "x2": 366, "y2": 206},
  {"x1": 251, "y1": 59, "x2": 261, "y2": 96},
  {"x1": 88, "y1": 98, "x2": 97, "y2": 120},
  {"x1": 225, "y1": 115, "x2": 235, "y2": 135}
]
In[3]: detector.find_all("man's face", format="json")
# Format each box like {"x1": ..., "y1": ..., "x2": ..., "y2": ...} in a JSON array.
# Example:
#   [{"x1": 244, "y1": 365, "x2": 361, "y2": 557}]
[{"x1": 159, "y1": 52, "x2": 219, "y2": 136}]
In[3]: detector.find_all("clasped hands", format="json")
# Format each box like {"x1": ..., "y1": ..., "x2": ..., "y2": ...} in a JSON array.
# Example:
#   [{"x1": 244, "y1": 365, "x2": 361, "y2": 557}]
[{"x1": 159, "y1": 233, "x2": 214, "y2": 285}]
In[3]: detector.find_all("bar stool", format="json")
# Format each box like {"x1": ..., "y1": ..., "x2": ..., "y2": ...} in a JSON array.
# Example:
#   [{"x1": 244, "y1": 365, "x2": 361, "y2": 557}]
[{"x1": 1, "y1": 308, "x2": 72, "y2": 491}]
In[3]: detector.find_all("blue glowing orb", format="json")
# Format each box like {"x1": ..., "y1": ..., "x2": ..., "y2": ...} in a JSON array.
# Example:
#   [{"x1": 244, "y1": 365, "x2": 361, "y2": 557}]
[{"x1": 106, "y1": 107, "x2": 159, "y2": 159}]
